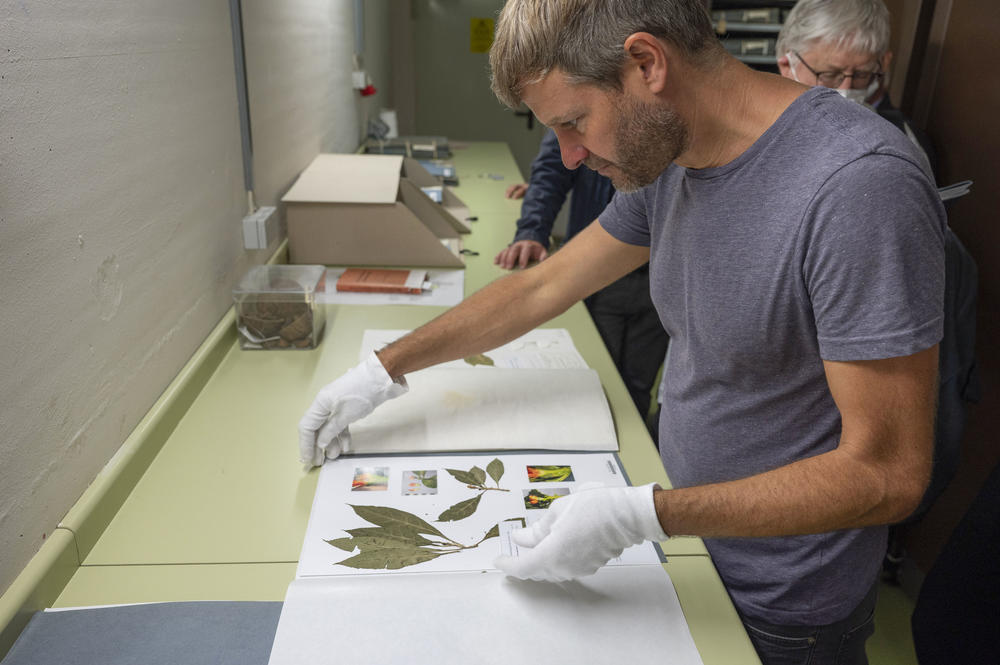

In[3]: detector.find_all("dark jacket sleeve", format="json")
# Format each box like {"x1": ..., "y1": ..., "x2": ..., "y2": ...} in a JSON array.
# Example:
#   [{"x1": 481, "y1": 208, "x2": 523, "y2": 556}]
[
  {"x1": 877, "y1": 99, "x2": 939, "y2": 183},
  {"x1": 512, "y1": 129, "x2": 576, "y2": 249}
]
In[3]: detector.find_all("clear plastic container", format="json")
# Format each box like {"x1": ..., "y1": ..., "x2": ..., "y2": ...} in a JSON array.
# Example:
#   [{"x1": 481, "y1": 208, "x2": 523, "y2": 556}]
[{"x1": 233, "y1": 265, "x2": 326, "y2": 350}]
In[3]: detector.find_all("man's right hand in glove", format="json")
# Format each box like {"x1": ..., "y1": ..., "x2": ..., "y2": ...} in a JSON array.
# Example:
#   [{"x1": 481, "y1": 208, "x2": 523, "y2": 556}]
[{"x1": 297, "y1": 351, "x2": 408, "y2": 467}]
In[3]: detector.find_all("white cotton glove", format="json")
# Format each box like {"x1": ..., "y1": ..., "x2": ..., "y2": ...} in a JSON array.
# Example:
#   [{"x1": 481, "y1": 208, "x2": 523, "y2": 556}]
[
  {"x1": 494, "y1": 483, "x2": 667, "y2": 582},
  {"x1": 297, "y1": 351, "x2": 408, "y2": 467}
]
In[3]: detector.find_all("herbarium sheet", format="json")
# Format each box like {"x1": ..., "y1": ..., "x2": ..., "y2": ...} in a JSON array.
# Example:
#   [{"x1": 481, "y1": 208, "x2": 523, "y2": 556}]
[{"x1": 296, "y1": 452, "x2": 662, "y2": 578}]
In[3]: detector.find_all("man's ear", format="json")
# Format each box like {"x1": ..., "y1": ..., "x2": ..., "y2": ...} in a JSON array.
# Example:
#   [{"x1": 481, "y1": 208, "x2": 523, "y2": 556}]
[{"x1": 623, "y1": 32, "x2": 669, "y2": 94}]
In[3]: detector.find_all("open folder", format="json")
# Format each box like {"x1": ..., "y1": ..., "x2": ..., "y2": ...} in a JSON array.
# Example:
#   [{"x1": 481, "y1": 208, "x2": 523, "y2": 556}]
[{"x1": 267, "y1": 452, "x2": 705, "y2": 665}]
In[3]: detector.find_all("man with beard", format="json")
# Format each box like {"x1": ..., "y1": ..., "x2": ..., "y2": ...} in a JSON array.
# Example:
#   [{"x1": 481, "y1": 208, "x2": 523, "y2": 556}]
[{"x1": 299, "y1": 1, "x2": 943, "y2": 662}]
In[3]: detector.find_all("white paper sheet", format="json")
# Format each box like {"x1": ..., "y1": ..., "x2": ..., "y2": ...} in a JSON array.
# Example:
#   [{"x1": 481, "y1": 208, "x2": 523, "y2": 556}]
[
  {"x1": 346, "y1": 368, "x2": 617, "y2": 454},
  {"x1": 297, "y1": 452, "x2": 658, "y2": 579},
  {"x1": 318, "y1": 268, "x2": 465, "y2": 306},
  {"x1": 268, "y1": 566, "x2": 704, "y2": 665},
  {"x1": 360, "y1": 328, "x2": 589, "y2": 368}
]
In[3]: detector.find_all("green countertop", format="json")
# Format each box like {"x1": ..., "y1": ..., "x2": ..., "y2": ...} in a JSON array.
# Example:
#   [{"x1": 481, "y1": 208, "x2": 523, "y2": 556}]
[
  {"x1": 3, "y1": 141, "x2": 758, "y2": 664},
  {"x1": 72, "y1": 141, "x2": 706, "y2": 566}
]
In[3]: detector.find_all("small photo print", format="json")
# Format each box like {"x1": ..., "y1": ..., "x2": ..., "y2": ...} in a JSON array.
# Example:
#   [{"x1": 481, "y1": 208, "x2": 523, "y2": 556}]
[
  {"x1": 523, "y1": 487, "x2": 570, "y2": 510},
  {"x1": 402, "y1": 470, "x2": 438, "y2": 495},
  {"x1": 351, "y1": 466, "x2": 389, "y2": 492},
  {"x1": 526, "y1": 464, "x2": 575, "y2": 483}
]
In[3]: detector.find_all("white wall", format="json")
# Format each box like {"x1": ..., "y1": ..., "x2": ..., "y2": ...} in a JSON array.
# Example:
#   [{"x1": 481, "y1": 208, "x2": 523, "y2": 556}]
[{"x1": 0, "y1": 0, "x2": 386, "y2": 597}]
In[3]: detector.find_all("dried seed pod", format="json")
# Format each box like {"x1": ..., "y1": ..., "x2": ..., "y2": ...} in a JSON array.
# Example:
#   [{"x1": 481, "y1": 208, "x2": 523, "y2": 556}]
[
  {"x1": 240, "y1": 312, "x2": 284, "y2": 338},
  {"x1": 279, "y1": 310, "x2": 313, "y2": 342}
]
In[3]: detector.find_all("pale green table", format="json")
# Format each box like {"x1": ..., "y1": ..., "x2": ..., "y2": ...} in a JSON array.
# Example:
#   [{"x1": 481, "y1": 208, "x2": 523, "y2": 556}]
[{"x1": 1, "y1": 141, "x2": 759, "y2": 664}]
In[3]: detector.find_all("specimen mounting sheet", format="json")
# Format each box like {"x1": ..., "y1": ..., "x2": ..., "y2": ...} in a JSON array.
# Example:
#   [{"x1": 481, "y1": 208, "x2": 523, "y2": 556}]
[
  {"x1": 268, "y1": 567, "x2": 705, "y2": 665},
  {"x1": 271, "y1": 451, "x2": 704, "y2": 665},
  {"x1": 360, "y1": 328, "x2": 589, "y2": 369},
  {"x1": 345, "y1": 329, "x2": 617, "y2": 454},
  {"x1": 297, "y1": 452, "x2": 660, "y2": 578},
  {"x1": 345, "y1": 368, "x2": 618, "y2": 454}
]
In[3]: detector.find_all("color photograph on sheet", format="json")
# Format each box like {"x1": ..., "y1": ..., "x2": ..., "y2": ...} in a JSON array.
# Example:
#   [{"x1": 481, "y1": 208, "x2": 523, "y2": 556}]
[{"x1": 296, "y1": 452, "x2": 663, "y2": 578}]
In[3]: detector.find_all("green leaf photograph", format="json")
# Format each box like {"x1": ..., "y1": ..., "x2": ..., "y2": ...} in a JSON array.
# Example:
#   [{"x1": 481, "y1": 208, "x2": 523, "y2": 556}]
[
  {"x1": 523, "y1": 487, "x2": 570, "y2": 510},
  {"x1": 526, "y1": 464, "x2": 575, "y2": 483}
]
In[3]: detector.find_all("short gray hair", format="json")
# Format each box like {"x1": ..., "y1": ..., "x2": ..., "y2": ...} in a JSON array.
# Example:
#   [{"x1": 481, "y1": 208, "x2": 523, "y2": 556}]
[
  {"x1": 776, "y1": 0, "x2": 891, "y2": 59},
  {"x1": 490, "y1": 0, "x2": 722, "y2": 109}
]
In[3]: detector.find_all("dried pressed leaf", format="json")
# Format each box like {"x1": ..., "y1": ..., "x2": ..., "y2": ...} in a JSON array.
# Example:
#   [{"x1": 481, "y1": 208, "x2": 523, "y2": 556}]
[
  {"x1": 445, "y1": 468, "x2": 482, "y2": 486},
  {"x1": 437, "y1": 494, "x2": 483, "y2": 522},
  {"x1": 486, "y1": 458, "x2": 504, "y2": 484},
  {"x1": 325, "y1": 537, "x2": 356, "y2": 552},
  {"x1": 471, "y1": 466, "x2": 487, "y2": 485},
  {"x1": 349, "y1": 504, "x2": 445, "y2": 538},
  {"x1": 337, "y1": 546, "x2": 445, "y2": 570},
  {"x1": 482, "y1": 523, "x2": 500, "y2": 541},
  {"x1": 345, "y1": 526, "x2": 435, "y2": 546},
  {"x1": 463, "y1": 353, "x2": 495, "y2": 367},
  {"x1": 349, "y1": 534, "x2": 444, "y2": 552}
]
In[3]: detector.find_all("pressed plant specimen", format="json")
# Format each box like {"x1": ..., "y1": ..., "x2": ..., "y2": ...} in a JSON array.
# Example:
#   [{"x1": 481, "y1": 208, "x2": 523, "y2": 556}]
[
  {"x1": 327, "y1": 505, "x2": 523, "y2": 570},
  {"x1": 463, "y1": 353, "x2": 495, "y2": 366},
  {"x1": 437, "y1": 458, "x2": 509, "y2": 521}
]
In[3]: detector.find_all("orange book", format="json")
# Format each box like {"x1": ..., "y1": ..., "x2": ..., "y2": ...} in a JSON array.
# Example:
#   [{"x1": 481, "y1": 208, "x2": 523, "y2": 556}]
[{"x1": 336, "y1": 268, "x2": 428, "y2": 295}]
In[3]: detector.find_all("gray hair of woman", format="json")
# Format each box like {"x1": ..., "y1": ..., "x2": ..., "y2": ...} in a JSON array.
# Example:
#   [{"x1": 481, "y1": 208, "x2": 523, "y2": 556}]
[
  {"x1": 489, "y1": 0, "x2": 723, "y2": 109},
  {"x1": 776, "y1": 0, "x2": 891, "y2": 59}
]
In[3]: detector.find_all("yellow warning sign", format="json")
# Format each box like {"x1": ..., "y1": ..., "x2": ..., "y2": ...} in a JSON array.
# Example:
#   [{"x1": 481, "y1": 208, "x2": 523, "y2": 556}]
[{"x1": 470, "y1": 17, "x2": 495, "y2": 53}]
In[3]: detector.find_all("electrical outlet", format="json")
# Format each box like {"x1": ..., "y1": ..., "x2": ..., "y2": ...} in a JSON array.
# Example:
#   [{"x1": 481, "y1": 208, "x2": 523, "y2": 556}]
[{"x1": 242, "y1": 206, "x2": 278, "y2": 250}]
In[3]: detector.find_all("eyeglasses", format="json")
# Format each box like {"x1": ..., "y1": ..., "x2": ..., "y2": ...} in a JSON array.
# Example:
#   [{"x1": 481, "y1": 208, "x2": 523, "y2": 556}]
[{"x1": 792, "y1": 51, "x2": 883, "y2": 89}]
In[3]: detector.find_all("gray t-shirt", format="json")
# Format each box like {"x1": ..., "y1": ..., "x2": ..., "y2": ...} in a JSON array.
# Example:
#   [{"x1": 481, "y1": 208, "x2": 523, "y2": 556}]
[{"x1": 600, "y1": 87, "x2": 945, "y2": 625}]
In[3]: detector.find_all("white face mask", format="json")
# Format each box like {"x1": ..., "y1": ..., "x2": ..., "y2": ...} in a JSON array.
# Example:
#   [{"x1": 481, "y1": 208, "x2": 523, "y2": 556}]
[
  {"x1": 786, "y1": 52, "x2": 881, "y2": 104},
  {"x1": 837, "y1": 77, "x2": 880, "y2": 105}
]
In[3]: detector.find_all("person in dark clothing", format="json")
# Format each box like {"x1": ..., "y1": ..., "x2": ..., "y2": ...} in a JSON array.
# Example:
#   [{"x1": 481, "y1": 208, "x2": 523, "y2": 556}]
[
  {"x1": 496, "y1": 129, "x2": 669, "y2": 426},
  {"x1": 911, "y1": 459, "x2": 1000, "y2": 664}
]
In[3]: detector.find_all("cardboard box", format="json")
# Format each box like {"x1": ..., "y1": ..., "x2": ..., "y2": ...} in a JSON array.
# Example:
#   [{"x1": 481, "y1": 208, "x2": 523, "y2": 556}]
[
  {"x1": 282, "y1": 154, "x2": 466, "y2": 268},
  {"x1": 401, "y1": 157, "x2": 472, "y2": 232}
]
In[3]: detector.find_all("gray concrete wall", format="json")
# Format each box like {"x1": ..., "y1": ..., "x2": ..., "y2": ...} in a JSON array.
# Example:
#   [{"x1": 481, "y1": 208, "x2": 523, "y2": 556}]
[
  {"x1": 407, "y1": 0, "x2": 546, "y2": 180},
  {"x1": 0, "y1": 0, "x2": 387, "y2": 596}
]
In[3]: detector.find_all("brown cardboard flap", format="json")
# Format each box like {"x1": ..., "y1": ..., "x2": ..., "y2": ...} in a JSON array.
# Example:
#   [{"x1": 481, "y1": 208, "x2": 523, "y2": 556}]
[
  {"x1": 441, "y1": 188, "x2": 471, "y2": 227},
  {"x1": 282, "y1": 154, "x2": 404, "y2": 204},
  {"x1": 287, "y1": 202, "x2": 464, "y2": 268},
  {"x1": 397, "y1": 180, "x2": 470, "y2": 236},
  {"x1": 401, "y1": 157, "x2": 439, "y2": 188},
  {"x1": 401, "y1": 158, "x2": 471, "y2": 233}
]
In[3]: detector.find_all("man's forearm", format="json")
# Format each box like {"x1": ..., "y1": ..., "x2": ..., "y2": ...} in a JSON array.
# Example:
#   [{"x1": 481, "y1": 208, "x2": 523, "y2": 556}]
[
  {"x1": 653, "y1": 444, "x2": 928, "y2": 539},
  {"x1": 378, "y1": 222, "x2": 650, "y2": 379},
  {"x1": 655, "y1": 347, "x2": 937, "y2": 539},
  {"x1": 376, "y1": 266, "x2": 573, "y2": 379}
]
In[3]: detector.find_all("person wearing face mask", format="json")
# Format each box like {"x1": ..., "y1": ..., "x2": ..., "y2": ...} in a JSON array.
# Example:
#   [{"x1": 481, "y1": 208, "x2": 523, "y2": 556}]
[{"x1": 776, "y1": 0, "x2": 938, "y2": 179}]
